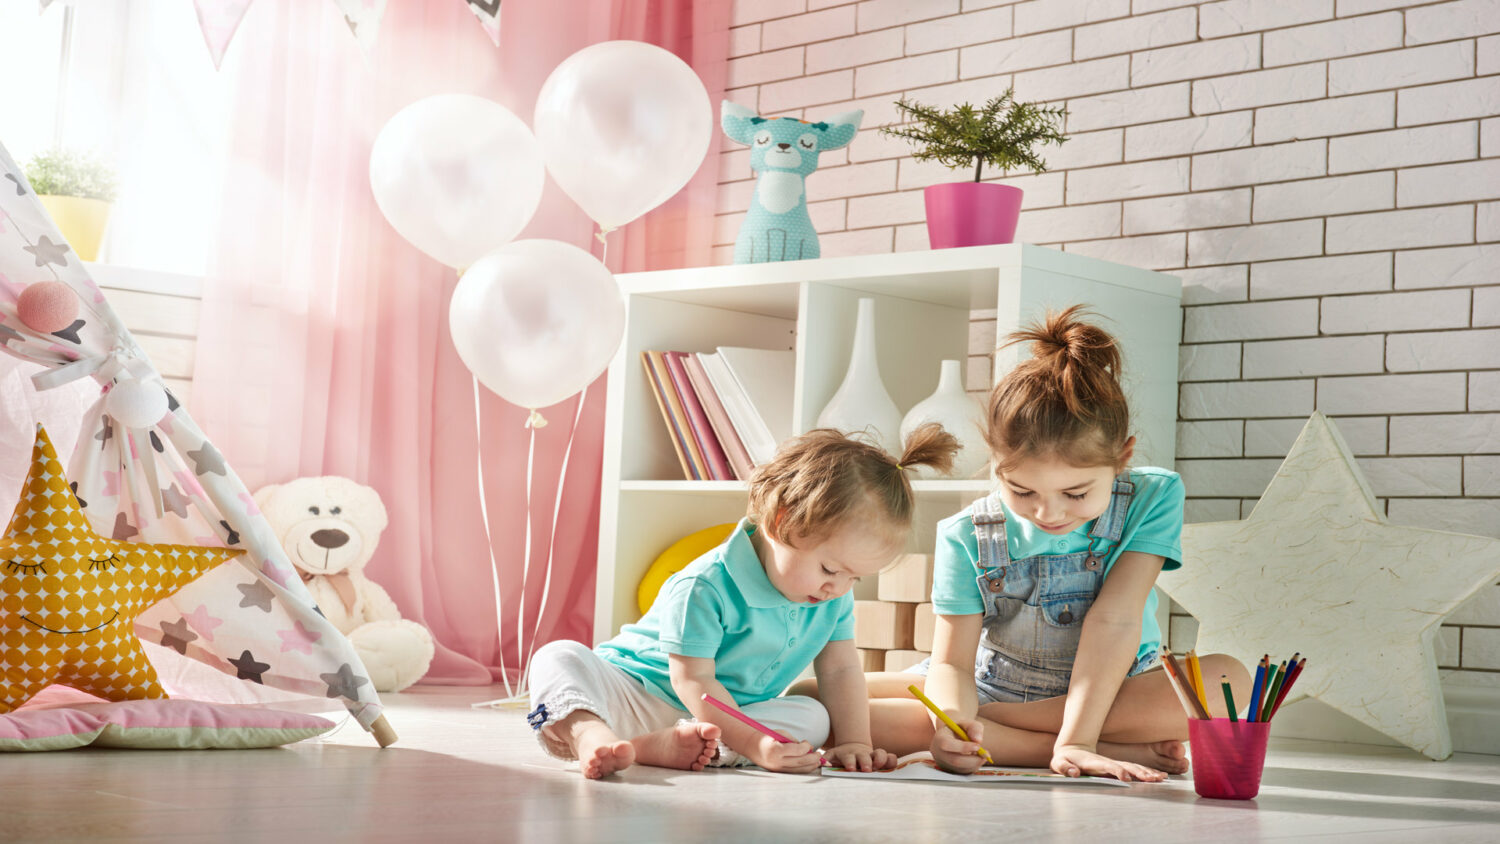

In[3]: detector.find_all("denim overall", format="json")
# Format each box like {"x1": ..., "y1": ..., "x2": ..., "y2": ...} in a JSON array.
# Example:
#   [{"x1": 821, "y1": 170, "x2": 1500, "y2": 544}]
[{"x1": 968, "y1": 475, "x2": 1137, "y2": 704}]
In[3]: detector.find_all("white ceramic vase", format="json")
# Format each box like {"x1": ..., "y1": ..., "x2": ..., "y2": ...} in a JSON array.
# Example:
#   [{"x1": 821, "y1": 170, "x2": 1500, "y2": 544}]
[
  {"x1": 816, "y1": 298, "x2": 903, "y2": 455},
  {"x1": 900, "y1": 359, "x2": 988, "y2": 479}
]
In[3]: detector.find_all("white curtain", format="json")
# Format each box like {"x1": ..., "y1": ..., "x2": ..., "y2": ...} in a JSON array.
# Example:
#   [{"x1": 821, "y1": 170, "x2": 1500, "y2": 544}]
[{"x1": 0, "y1": 0, "x2": 236, "y2": 276}]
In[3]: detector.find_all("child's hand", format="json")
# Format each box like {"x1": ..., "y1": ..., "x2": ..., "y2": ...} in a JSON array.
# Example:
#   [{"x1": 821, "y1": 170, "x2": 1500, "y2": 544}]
[
  {"x1": 826, "y1": 742, "x2": 898, "y2": 772},
  {"x1": 748, "y1": 734, "x2": 824, "y2": 774},
  {"x1": 1051, "y1": 744, "x2": 1167, "y2": 782},
  {"x1": 929, "y1": 717, "x2": 986, "y2": 775}
]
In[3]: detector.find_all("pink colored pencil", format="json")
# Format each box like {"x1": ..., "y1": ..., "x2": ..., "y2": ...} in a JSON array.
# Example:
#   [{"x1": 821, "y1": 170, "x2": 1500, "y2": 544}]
[{"x1": 701, "y1": 692, "x2": 829, "y2": 766}]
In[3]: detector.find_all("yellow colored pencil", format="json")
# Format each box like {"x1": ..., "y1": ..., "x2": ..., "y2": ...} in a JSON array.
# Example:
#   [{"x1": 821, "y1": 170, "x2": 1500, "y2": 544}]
[
  {"x1": 907, "y1": 684, "x2": 995, "y2": 766},
  {"x1": 1187, "y1": 650, "x2": 1209, "y2": 714},
  {"x1": 1161, "y1": 648, "x2": 1209, "y2": 720}
]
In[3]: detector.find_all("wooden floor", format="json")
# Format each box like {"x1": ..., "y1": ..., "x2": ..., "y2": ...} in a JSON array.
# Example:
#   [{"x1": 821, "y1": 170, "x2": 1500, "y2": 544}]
[{"x1": 7, "y1": 685, "x2": 1500, "y2": 843}]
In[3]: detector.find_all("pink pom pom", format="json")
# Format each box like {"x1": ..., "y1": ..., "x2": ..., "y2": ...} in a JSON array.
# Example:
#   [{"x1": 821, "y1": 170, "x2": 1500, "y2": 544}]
[{"x1": 17, "y1": 282, "x2": 80, "y2": 334}]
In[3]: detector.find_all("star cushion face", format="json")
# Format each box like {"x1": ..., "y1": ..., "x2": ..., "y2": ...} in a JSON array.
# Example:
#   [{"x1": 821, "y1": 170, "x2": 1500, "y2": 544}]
[{"x1": 0, "y1": 428, "x2": 242, "y2": 712}]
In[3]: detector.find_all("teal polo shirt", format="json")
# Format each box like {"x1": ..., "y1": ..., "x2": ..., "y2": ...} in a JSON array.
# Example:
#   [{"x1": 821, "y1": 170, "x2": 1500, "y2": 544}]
[
  {"x1": 596, "y1": 518, "x2": 855, "y2": 709},
  {"x1": 931, "y1": 468, "x2": 1184, "y2": 663}
]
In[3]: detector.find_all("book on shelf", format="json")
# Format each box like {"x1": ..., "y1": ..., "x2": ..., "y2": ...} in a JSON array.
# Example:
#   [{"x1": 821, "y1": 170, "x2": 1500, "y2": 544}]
[
  {"x1": 663, "y1": 351, "x2": 734, "y2": 481},
  {"x1": 683, "y1": 353, "x2": 753, "y2": 481},
  {"x1": 640, "y1": 351, "x2": 699, "y2": 480},
  {"x1": 699, "y1": 346, "x2": 794, "y2": 466}
]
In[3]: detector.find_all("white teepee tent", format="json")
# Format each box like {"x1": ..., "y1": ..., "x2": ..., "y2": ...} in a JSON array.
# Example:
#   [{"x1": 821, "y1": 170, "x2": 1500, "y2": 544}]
[{"x1": 0, "y1": 141, "x2": 393, "y2": 745}]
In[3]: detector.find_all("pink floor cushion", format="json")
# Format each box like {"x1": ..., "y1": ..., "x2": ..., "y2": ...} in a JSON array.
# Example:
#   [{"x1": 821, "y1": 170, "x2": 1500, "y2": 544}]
[{"x1": 0, "y1": 686, "x2": 336, "y2": 751}]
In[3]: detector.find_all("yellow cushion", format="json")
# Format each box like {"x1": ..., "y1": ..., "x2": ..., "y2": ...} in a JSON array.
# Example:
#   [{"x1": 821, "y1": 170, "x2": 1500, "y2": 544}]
[{"x1": 637, "y1": 523, "x2": 736, "y2": 615}]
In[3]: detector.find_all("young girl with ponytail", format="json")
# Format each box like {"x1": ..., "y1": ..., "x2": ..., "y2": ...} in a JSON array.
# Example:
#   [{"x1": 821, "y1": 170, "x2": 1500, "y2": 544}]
[{"x1": 859, "y1": 306, "x2": 1249, "y2": 781}]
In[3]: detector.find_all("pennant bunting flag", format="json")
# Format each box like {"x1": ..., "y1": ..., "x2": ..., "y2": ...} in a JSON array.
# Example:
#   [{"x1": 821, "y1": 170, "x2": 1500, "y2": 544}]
[
  {"x1": 193, "y1": 0, "x2": 256, "y2": 70},
  {"x1": 466, "y1": 0, "x2": 501, "y2": 47}
]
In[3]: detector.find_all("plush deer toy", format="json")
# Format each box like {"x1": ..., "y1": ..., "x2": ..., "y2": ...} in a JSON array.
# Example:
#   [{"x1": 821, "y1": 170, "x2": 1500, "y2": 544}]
[{"x1": 721, "y1": 101, "x2": 863, "y2": 264}]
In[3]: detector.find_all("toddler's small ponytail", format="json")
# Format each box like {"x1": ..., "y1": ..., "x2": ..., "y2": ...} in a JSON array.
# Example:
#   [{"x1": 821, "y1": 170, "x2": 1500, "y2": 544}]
[
  {"x1": 747, "y1": 424, "x2": 958, "y2": 545},
  {"x1": 897, "y1": 421, "x2": 959, "y2": 476}
]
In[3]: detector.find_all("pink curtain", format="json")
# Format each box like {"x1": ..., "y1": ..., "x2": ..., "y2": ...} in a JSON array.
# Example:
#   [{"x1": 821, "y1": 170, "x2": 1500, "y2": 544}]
[{"x1": 191, "y1": 0, "x2": 730, "y2": 685}]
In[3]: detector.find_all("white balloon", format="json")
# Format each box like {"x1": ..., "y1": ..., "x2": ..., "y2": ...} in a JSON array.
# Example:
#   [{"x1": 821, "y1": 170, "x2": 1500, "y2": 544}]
[
  {"x1": 449, "y1": 239, "x2": 625, "y2": 410},
  {"x1": 370, "y1": 94, "x2": 546, "y2": 269},
  {"x1": 534, "y1": 40, "x2": 712, "y2": 229}
]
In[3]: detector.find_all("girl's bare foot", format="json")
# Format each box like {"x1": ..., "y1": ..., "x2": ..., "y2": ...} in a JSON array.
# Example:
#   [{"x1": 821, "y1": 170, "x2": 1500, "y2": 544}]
[
  {"x1": 1098, "y1": 739, "x2": 1189, "y2": 774},
  {"x1": 631, "y1": 722, "x2": 722, "y2": 771},
  {"x1": 577, "y1": 737, "x2": 636, "y2": 779},
  {"x1": 555, "y1": 714, "x2": 635, "y2": 779}
]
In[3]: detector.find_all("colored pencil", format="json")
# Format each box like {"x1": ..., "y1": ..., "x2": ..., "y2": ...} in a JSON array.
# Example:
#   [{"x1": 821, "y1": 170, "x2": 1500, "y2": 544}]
[
  {"x1": 1158, "y1": 648, "x2": 1201, "y2": 719},
  {"x1": 1187, "y1": 650, "x2": 1209, "y2": 714},
  {"x1": 1266, "y1": 653, "x2": 1301, "y2": 719},
  {"x1": 1259, "y1": 660, "x2": 1283, "y2": 722},
  {"x1": 1161, "y1": 649, "x2": 1209, "y2": 720},
  {"x1": 1221, "y1": 675, "x2": 1237, "y2": 723},
  {"x1": 1246, "y1": 659, "x2": 1266, "y2": 722},
  {"x1": 906, "y1": 684, "x2": 996, "y2": 765},
  {"x1": 700, "y1": 692, "x2": 829, "y2": 766},
  {"x1": 1268, "y1": 657, "x2": 1306, "y2": 721},
  {"x1": 1184, "y1": 649, "x2": 1200, "y2": 699},
  {"x1": 1261, "y1": 660, "x2": 1289, "y2": 722}
]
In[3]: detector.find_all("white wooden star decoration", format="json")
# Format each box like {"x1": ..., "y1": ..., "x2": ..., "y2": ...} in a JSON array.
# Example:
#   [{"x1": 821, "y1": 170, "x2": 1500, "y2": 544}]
[{"x1": 1158, "y1": 412, "x2": 1500, "y2": 760}]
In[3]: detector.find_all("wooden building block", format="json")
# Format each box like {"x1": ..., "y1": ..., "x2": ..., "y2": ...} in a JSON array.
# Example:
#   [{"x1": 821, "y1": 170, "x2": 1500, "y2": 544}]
[
  {"x1": 913, "y1": 602, "x2": 935, "y2": 652},
  {"x1": 884, "y1": 649, "x2": 928, "y2": 672},
  {"x1": 878, "y1": 553, "x2": 933, "y2": 603},
  {"x1": 854, "y1": 600, "x2": 916, "y2": 650},
  {"x1": 857, "y1": 648, "x2": 886, "y2": 672}
]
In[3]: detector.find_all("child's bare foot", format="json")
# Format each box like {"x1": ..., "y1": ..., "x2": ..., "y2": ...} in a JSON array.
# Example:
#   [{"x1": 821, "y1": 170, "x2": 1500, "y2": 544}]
[
  {"x1": 1099, "y1": 739, "x2": 1189, "y2": 775},
  {"x1": 576, "y1": 734, "x2": 636, "y2": 779},
  {"x1": 631, "y1": 722, "x2": 722, "y2": 771}
]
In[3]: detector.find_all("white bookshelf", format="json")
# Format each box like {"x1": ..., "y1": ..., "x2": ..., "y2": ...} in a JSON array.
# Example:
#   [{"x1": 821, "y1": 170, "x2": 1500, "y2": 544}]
[{"x1": 595, "y1": 244, "x2": 1183, "y2": 642}]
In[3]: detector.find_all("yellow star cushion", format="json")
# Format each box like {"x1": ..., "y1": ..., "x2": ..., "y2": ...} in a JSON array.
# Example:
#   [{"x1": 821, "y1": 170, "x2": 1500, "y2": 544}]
[{"x1": 0, "y1": 427, "x2": 242, "y2": 713}]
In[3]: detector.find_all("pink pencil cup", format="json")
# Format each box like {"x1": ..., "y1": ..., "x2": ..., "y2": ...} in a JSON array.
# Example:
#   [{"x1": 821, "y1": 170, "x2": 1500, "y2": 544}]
[{"x1": 1188, "y1": 718, "x2": 1271, "y2": 800}]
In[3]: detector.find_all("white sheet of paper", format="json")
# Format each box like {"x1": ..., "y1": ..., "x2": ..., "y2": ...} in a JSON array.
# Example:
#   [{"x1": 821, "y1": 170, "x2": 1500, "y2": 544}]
[{"x1": 820, "y1": 753, "x2": 1130, "y2": 787}]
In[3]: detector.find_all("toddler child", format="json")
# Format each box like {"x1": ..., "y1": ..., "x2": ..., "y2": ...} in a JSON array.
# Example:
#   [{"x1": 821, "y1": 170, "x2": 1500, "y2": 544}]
[
  {"x1": 799, "y1": 306, "x2": 1249, "y2": 781},
  {"x1": 528, "y1": 424, "x2": 958, "y2": 779}
]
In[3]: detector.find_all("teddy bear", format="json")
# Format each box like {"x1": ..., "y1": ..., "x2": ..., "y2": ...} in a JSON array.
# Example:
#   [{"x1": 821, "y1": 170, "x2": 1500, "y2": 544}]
[{"x1": 254, "y1": 476, "x2": 434, "y2": 693}]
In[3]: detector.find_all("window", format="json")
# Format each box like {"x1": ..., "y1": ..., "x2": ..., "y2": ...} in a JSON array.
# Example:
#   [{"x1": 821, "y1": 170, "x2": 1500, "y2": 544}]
[{"x1": 0, "y1": 2, "x2": 236, "y2": 277}]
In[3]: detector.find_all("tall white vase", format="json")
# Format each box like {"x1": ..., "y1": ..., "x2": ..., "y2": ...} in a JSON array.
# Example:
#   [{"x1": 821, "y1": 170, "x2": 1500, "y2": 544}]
[
  {"x1": 900, "y1": 359, "x2": 988, "y2": 479},
  {"x1": 816, "y1": 298, "x2": 903, "y2": 455}
]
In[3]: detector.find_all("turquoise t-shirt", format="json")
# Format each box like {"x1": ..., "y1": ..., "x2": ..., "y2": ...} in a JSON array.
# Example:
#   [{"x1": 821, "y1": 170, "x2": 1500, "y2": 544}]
[
  {"x1": 596, "y1": 518, "x2": 855, "y2": 709},
  {"x1": 931, "y1": 467, "x2": 1184, "y2": 663}
]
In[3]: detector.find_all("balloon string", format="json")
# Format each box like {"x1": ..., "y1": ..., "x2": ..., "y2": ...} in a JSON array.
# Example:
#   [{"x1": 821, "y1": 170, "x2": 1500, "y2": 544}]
[
  {"x1": 516, "y1": 422, "x2": 538, "y2": 695},
  {"x1": 473, "y1": 375, "x2": 515, "y2": 700},
  {"x1": 525, "y1": 409, "x2": 548, "y2": 428},
  {"x1": 520, "y1": 383, "x2": 588, "y2": 692}
]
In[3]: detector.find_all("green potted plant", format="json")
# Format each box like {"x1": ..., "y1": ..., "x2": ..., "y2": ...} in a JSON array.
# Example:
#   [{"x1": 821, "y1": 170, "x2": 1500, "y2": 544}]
[
  {"x1": 881, "y1": 89, "x2": 1066, "y2": 249},
  {"x1": 23, "y1": 148, "x2": 118, "y2": 262}
]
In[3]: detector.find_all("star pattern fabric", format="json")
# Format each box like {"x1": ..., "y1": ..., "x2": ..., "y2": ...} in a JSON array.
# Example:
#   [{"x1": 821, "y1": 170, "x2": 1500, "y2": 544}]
[
  {"x1": 321, "y1": 663, "x2": 370, "y2": 701},
  {"x1": 228, "y1": 650, "x2": 269, "y2": 683},
  {"x1": 22, "y1": 235, "x2": 69, "y2": 268},
  {"x1": 1158, "y1": 413, "x2": 1500, "y2": 760},
  {"x1": 187, "y1": 442, "x2": 226, "y2": 477},
  {"x1": 0, "y1": 428, "x2": 243, "y2": 712}
]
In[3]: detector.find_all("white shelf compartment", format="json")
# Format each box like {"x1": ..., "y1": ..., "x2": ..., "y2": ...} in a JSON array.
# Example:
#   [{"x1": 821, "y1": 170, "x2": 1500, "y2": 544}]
[{"x1": 596, "y1": 244, "x2": 1182, "y2": 641}]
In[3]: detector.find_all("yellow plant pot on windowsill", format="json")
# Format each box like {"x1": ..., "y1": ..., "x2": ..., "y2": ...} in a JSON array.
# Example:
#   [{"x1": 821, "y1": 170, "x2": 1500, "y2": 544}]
[{"x1": 36, "y1": 195, "x2": 111, "y2": 262}]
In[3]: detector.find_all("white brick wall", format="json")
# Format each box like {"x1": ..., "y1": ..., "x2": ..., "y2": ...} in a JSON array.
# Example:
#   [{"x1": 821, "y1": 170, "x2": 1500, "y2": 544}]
[{"x1": 723, "y1": 0, "x2": 1500, "y2": 681}]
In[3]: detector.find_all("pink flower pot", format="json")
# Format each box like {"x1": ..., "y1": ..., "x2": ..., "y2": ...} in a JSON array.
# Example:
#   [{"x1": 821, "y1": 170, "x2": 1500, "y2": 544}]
[{"x1": 923, "y1": 182, "x2": 1024, "y2": 249}]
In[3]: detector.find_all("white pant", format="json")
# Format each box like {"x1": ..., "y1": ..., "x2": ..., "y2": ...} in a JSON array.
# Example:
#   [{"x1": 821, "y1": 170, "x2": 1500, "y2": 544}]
[{"x1": 527, "y1": 639, "x2": 830, "y2": 766}]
